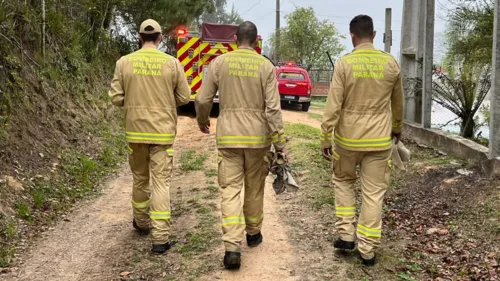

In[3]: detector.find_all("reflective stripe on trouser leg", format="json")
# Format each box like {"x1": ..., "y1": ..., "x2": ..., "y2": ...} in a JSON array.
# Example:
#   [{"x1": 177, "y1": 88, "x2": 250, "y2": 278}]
[
  {"x1": 219, "y1": 148, "x2": 246, "y2": 252},
  {"x1": 243, "y1": 147, "x2": 270, "y2": 235},
  {"x1": 357, "y1": 149, "x2": 392, "y2": 259},
  {"x1": 332, "y1": 146, "x2": 359, "y2": 242},
  {"x1": 129, "y1": 143, "x2": 151, "y2": 229},
  {"x1": 149, "y1": 144, "x2": 173, "y2": 244}
]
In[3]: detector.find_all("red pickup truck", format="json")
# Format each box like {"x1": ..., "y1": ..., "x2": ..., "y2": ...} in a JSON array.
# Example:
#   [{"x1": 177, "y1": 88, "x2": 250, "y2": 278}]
[{"x1": 276, "y1": 63, "x2": 312, "y2": 112}]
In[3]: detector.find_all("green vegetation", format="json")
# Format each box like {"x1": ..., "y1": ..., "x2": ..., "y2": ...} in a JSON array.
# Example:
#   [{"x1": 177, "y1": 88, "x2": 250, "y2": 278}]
[
  {"x1": 204, "y1": 168, "x2": 218, "y2": 178},
  {"x1": 308, "y1": 112, "x2": 323, "y2": 121},
  {"x1": 268, "y1": 7, "x2": 344, "y2": 69},
  {"x1": 285, "y1": 123, "x2": 332, "y2": 210},
  {"x1": 285, "y1": 123, "x2": 320, "y2": 140},
  {"x1": 180, "y1": 150, "x2": 207, "y2": 171}
]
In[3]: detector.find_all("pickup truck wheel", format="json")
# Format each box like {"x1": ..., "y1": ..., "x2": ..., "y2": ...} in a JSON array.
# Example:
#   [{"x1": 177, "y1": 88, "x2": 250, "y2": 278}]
[{"x1": 302, "y1": 102, "x2": 311, "y2": 112}]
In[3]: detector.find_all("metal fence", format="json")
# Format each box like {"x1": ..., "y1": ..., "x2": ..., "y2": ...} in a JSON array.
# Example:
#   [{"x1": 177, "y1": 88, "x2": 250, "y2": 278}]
[{"x1": 308, "y1": 69, "x2": 333, "y2": 83}]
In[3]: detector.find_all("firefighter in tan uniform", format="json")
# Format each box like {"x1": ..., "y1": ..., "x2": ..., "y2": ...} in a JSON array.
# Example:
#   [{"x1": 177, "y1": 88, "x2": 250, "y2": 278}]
[
  {"x1": 109, "y1": 19, "x2": 191, "y2": 253},
  {"x1": 195, "y1": 21, "x2": 285, "y2": 270},
  {"x1": 321, "y1": 15, "x2": 404, "y2": 266}
]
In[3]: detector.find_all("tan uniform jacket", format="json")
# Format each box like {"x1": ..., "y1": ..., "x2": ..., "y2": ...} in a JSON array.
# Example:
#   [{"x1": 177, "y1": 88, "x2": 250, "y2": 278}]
[
  {"x1": 109, "y1": 46, "x2": 191, "y2": 145},
  {"x1": 321, "y1": 43, "x2": 404, "y2": 151},
  {"x1": 195, "y1": 47, "x2": 285, "y2": 150}
]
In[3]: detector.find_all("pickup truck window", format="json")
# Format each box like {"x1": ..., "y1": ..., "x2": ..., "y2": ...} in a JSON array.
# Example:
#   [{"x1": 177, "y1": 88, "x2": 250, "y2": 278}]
[{"x1": 278, "y1": 72, "x2": 306, "y2": 80}]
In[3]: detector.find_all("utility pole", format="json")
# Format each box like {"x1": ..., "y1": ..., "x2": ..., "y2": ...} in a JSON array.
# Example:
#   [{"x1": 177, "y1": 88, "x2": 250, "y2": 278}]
[
  {"x1": 275, "y1": 0, "x2": 280, "y2": 62},
  {"x1": 422, "y1": 0, "x2": 435, "y2": 128},
  {"x1": 489, "y1": 0, "x2": 500, "y2": 158},
  {"x1": 384, "y1": 8, "x2": 392, "y2": 53}
]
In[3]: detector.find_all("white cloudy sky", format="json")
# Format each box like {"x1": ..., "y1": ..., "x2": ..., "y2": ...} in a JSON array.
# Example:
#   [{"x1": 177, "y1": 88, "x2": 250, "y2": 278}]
[{"x1": 227, "y1": 0, "x2": 450, "y2": 61}]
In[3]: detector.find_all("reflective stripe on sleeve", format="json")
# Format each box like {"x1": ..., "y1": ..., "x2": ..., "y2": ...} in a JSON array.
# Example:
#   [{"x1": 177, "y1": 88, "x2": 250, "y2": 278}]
[
  {"x1": 150, "y1": 211, "x2": 171, "y2": 220},
  {"x1": 357, "y1": 224, "x2": 382, "y2": 238},
  {"x1": 320, "y1": 131, "x2": 332, "y2": 142},
  {"x1": 132, "y1": 199, "x2": 151, "y2": 209},
  {"x1": 126, "y1": 132, "x2": 175, "y2": 143},
  {"x1": 166, "y1": 148, "x2": 174, "y2": 157},
  {"x1": 332, "y1": 150, "x2": 340, "y2": 161},
  {"x1": 222, "y1": 216, "x2": 245, "y2": 227},
  {"x1": 272, "y1": 133, "x2": 286, "y2": 144},
  {"x1": 335, "y1": 206, "x2": 356, "y2": 216},
  {"x1": 334, "y1": 134, "x2": 392, "y2": 149},
  {"x1": 392, "y1": 121, "x2": 404, "y2": 128}
]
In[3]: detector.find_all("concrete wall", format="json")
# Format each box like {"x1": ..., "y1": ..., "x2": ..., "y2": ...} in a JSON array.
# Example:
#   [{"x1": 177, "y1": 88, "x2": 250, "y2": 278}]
[{"x1": 404, "y1": 121, "x2": 500, "y2": 175}]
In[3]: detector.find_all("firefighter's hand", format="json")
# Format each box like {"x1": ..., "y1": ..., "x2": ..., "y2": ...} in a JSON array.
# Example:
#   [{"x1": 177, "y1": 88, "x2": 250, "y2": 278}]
[
  {"x1": 392, "y1": 132, "x2": 402, "y2": 144},
  {"x1": 199, "y1": 120, "x2": 210, "y2": 134},
  {"x1": 321, "y1": 146, "x2": 333, "y2": 161}
]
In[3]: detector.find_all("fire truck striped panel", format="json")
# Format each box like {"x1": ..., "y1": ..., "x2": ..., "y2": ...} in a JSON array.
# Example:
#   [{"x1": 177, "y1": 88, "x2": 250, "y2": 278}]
[{"x1": 177, "y1": 37, "x2": 263, "y2": 99}]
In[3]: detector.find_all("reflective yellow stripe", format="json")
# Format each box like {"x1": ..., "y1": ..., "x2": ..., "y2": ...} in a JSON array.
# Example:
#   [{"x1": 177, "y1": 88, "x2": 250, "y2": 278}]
[
  {"x1": 233, "y1": 49, "x2": 257, "y2": 54},
  {"x1": 132, "y1": 199, "x2": 150, "y2": 209},
  {"x1": 150, "y1": 211, "x2": 171, "y2": 220},
  {"x1": 166, "y1": 148, "x2": 174, "y2": 157},
  {"x1": 336, "y1": 206, "x2": 356, "y2": 216},
  {"x1": 388, "y1": 159, "x2": 393, "y2": 169},
  {"x1": 334, "y1": 134, "x2": 392, "y2": 148},
  {"x1": 357, "y1": 224, "x2": 382, "y2": 238},
  {"x1": 393, "y1": 121, "x2": 404, "y2": 128},
  {"x1": 345, "y1": 53, "x2": 392, "y2": 59},
  {"x1": 332, "y1": 151, "x2": 340, "y2": 160},
  {"x1": 320, "y1": 131, "x2": 333, "y2": 142},
  {"x1": 217, "y1": 136, "x2": 272, "y2": 145},
  {"x1": 126, "y1": 132, "x2": 175, "y2": 142},
  {"x1": 178, "y1": 37, "x2": 199, "y2": 57},
  {"x1": 245, "y1": 213, "x2": 264, "y2": 224},
  {"x1": 127, "y1": 145, "x2": 133, "y2": 154},
  {"x1": 222, "y1": 216, "x2": 245, "y2": 226}
]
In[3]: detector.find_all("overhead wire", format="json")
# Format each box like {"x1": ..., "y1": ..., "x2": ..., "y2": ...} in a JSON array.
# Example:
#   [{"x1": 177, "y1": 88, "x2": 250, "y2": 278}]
[{"x1": 241, "y1": 0, "x2": 263, "y2": 16}]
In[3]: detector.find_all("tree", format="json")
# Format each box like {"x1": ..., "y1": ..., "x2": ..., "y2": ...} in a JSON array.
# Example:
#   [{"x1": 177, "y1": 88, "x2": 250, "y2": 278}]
[
  {"x1": 404, "y1": 0, "x2": 493, "y2": 139},
  {"x1": 199, "y1": 0, "x2": 243, "y2": 25},
  {"x1": 269, "y1": 7, "x2": 344, "y2": 70},
  {"x1": 445, "y1": 0, "x2": 494, "y2": 68}
]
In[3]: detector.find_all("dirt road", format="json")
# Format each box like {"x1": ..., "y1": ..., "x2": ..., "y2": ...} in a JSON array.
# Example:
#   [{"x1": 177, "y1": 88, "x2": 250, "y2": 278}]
[{"x1": 1, "y1": 110, "x2": 316, "y2": 281}]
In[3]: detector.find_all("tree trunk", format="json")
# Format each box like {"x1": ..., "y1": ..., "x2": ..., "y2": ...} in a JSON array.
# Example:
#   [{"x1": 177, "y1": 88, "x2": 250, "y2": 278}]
[
  {"x1": 460, "y1": 114, "x2": 475, "y2": 138},
  {"x1": 41, "y1": 0, "x2": 46, "y2": 64}
]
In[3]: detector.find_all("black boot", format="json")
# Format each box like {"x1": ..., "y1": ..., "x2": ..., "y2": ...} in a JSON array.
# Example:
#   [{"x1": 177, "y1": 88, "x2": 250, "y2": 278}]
[
  {"x1": 246, "y1": 232, "x2": 263, "y2": 247},
  {"x1": 223, "y1": 252, "x2": 241, "y2": 270},
  {"x1": 152, "y1": 241, "x2": 175, "y2": 254},
  {"x1": 361, "y1": 255, "x2": 376, "y2": 266},
  {"x1": 133, "y1": 219, "x2": 150, "y2": 236},
  {"x1": 333, "y1": 238, "x2": 355, "y2": 250}
]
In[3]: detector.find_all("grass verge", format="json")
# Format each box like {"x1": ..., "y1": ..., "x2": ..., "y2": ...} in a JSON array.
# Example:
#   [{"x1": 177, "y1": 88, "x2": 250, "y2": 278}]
[{"x1": 282, "y1": 123, "x2": 498, "y2": 280}]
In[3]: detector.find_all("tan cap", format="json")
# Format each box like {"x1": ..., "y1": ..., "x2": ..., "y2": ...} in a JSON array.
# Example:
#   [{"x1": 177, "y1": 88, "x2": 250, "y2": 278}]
[{"x1": 139, "y1": 19, "x2": 161, "y2": 34}]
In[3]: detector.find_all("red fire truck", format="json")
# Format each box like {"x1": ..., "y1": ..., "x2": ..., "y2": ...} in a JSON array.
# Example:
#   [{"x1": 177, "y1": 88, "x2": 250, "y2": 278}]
[{"x1": 176, "y1": 23, "x2": 263, "y2": 102}]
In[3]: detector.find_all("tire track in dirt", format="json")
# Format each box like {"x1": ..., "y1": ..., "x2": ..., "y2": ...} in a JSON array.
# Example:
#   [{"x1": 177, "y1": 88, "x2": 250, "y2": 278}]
[
  {"x1": 1, "y1": 110, "x2": 323, "y2": 281},
  {"x1": 0, "y1": 117, "x2": 197, "y2": 281},
  {"x1": 200, "y1": 109, "x2": 321, "y2": 281}
]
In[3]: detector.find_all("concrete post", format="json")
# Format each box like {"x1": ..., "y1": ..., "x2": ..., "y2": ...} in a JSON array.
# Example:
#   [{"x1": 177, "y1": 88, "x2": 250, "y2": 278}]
[
  {"x1": 384, "y1": 8, "x2": 392, "y2": 53},
  {"x1": 421, "y1": 0, "x2": 435, "y2": 128},
  {"x1": 489, "y1": 0, "x2": 500, "y2": 158},
  {"x1": 400, "y1": 0, "x2": 420, "y2": 122},
  {"x1": 414, "y1": 0, "x2": 426, "y2": 124}
]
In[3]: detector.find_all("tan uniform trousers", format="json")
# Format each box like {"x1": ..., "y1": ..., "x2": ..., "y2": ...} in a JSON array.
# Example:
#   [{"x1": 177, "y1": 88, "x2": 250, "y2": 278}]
[
  {"x1": 128, "y1": 143, "x2": 173, "y2": 244},
  {"x1": 218, "y1": 147, "x2": 270, "y2": 252},
  {"x1": 332, "y1": 145, "x2": 392, "y2": 259}
]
